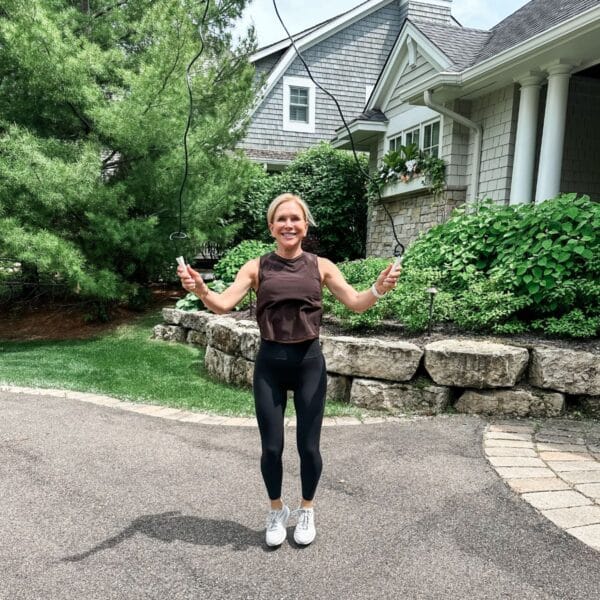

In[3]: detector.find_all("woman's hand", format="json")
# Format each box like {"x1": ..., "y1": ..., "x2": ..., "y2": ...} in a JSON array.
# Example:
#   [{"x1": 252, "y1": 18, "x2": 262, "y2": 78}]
[
  {"x1": 177, "y1": 263, "x2": 210, "y2": 299},
  {"x1": 373, "y1": 262, "x2": 402, "y2": 296}
]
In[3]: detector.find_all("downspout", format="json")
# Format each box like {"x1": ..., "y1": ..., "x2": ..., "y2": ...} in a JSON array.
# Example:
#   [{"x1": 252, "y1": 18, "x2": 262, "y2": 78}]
[{"x1": 423, "y1": 90, "x2": 482, "y2": 204}]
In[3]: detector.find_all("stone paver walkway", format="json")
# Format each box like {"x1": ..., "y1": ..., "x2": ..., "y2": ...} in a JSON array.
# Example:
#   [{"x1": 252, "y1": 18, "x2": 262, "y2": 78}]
[{"x1": 484, "y1": 420, "x2": 600, "y2": 553}]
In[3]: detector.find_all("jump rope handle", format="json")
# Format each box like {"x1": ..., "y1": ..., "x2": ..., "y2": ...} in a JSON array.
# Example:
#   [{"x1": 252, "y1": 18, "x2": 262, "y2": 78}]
[
  {"x1": 392, "y1": 255, "x2": 404, "y2": 273},
  {"x1": 176, "y1": 256, "x2": 187, "y2": 272}
]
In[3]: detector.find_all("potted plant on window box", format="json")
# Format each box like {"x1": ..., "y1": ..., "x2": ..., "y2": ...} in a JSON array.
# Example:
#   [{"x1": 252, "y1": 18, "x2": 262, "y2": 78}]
[{"x1": 375, "y1": 143, "x2": 446, "y2": 197}]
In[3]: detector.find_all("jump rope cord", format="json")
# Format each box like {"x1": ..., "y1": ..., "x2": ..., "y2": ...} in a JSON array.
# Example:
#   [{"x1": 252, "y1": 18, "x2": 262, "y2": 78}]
[
  {"x1": 172, "y1": 0, "x2": 405, "y2": 260},
  {"x1": 170, "y1": 0, "x2": 212, "y2": 246},
  {"x1": 271, "y1": 0, "x2": 405, "y2": 259}
]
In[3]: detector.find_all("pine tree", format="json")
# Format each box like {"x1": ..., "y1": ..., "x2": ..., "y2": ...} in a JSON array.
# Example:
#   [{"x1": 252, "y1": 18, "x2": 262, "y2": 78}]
[{"x1": 0, "y1": 0, "x2": 256, "y2": 303}]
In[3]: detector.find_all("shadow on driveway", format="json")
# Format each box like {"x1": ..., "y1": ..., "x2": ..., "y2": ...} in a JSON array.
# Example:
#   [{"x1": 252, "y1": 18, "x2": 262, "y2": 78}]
[{"x1": 61, "y1": 511, "x2": 264, "y2": 561}]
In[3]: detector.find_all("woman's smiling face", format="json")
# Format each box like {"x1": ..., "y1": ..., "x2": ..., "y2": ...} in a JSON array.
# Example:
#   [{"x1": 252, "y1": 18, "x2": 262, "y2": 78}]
[{"x1": 269, "y1": 200, "x2": 308, "y2": 249}]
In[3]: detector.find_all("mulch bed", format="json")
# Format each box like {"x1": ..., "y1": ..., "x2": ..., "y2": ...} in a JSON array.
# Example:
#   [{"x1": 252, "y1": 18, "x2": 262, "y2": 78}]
[{"x1": 0, "y1": 287, "x2": 185, "y2": 342}]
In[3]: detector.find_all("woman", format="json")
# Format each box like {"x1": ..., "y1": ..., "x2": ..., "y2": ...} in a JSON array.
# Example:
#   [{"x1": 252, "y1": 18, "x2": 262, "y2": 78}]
[{"x1": 178, "y1": 193, "x2": 400, "y2": 547}]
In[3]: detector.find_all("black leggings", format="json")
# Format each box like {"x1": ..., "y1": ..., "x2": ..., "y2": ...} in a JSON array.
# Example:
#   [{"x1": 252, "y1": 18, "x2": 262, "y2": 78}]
[{"x1": 253, "y1": 338, "x2": 327, "y2": 501}]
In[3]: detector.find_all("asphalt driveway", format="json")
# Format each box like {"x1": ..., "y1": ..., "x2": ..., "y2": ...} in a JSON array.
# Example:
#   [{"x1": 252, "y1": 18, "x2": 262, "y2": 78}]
[{"x1": 2, "y1": 390, "x2": 600, "y2": 600}]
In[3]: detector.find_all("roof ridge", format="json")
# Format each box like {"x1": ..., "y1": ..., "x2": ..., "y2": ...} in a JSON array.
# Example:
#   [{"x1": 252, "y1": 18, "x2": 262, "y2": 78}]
[{"x1": 253, "y1": 0, "x2": 376, "y2": 56}]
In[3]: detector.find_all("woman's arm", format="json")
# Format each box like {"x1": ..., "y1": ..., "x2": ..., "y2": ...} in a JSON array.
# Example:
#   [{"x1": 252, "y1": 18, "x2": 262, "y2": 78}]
[
  {"x1": 177, "y1": 258, "x2": 258, "y2": 314},
  {"x1": 319, "y1": 257, "x2": 400, "y2": 314}
]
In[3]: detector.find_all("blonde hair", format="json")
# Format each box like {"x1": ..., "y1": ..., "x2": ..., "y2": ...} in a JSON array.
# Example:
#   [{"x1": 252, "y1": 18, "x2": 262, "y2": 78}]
[{"x1": 266, "y1": 193, "x2": 317, "y2": 227}]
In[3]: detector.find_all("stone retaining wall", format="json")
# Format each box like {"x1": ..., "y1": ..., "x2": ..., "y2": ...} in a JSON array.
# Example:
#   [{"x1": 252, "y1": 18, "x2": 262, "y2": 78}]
[{"x1": 154, "y1": 309, "x2": 600, "y2": 418}]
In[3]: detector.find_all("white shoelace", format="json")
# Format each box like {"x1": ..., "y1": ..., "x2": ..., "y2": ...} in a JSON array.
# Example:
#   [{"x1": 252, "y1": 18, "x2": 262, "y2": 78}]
[
  {"x1": 266, "y1": 509, "x2": 286, "y2": 531},
  {"x1": 291, "y1": 508, "x2": 312, "y2": 530}
]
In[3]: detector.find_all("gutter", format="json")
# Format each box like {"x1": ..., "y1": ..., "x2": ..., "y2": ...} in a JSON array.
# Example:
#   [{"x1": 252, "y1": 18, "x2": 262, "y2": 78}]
[{"x1": 424, "y1": 90, "x2": 482, "y2": 203}]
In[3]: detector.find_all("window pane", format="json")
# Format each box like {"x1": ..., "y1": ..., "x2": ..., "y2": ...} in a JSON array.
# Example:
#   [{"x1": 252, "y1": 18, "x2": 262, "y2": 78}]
[
  {"x1": 423, "y1": 120, "x2": 440, "y2": 156},
  {"x1": 289, "y1": 86, "x2": 309, "y2": 122},
  {"x1": 405, "y1": 129, "x2": 419, "y2": 147},
  {"x1": 290, "y1": 105, "x2": 308, "y2": 122},
  {"x1": 389, "y1": 135, "x2": 401, "y2": 151},
  {"x1": 290, "y1": 87, "x2": 308, "y2": 105}
]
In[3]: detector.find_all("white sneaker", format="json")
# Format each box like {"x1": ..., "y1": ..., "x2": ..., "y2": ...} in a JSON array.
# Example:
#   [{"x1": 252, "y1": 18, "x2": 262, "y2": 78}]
[
  {"x1": 265, "y1": 505, "x2": 290, "y2": 547},
  {"x1": 292, "y1": 507, "x2": 316, "y2": 545}
]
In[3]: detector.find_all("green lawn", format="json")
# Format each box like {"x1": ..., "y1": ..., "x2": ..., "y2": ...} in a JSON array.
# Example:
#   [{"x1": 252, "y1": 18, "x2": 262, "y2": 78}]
[{"x1": 0, "y1": 311, "x2": 363, "y2": 418}]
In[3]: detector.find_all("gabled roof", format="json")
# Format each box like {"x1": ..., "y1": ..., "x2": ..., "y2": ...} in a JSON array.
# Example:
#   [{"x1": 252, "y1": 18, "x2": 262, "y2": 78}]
[
  {"x1": 475, "y1": 0, "x2": 600, "y2": 64},
  {"x1": 248, "y1": 0, "x2": 399, "y2": 116},
  {"x1": 250, "y1": 0, "x2": 375, "y2": 63},
  {"x1": 411, "y1": 22, "x2": 490, "y2": 72},
  {"x1": 406, "y1": 0, "x2": 600, "y2": 73},
  {"x1": 368, "y1": 0, "x2": 600, "y2": 110}
]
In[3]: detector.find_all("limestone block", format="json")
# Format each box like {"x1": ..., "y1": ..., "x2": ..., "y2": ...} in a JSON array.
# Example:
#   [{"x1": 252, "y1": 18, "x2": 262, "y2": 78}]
[
  {"x1": 180, "y1": 310, "x2": 216, "y2": 332},
  {"x1": 231, "y1": 354, "x2": 255, "y2": 388},
  {"x1": 187, "y1": 330, "x2": 207, "y2": 346},
  {"x1": 236, "y1": 320, "x2": 261, "y2": 361},
  {"x1": 326, "y1": 374, "x2": 351, "y2": 403},
  {"x1": 455, "y1": 387, "x2": 564, "y2": 417},
  {"x1": 529, "y1": 347, "x2": 600, "y2": 396},
  {"x1": 349, "y1": 377, "x2": 450, "y2": 415},
  {"x1": 424, "y1": 340, "x2": 529, "y2": 388},
  {"x1": 204, "y1": 345, "x2": 234, "y2": 383},
  {"x1": 152, "y1": 324, "x2": 186, "y2": 343},
  {"x1": 204, "y1": 346, "x2": 254, "y2": 387},
  {"x1": 162, "y1": 308, "x2": 183, "y2": 325},
  {"x1": 152, "y1": 324, "x2": 166, "y2": 340},
  {"x1": 206, "y1": 318, "x2": 243, "y2": 355},
  {"x1": 321, "y1": 335, "x2": 423, "y2": 381}
]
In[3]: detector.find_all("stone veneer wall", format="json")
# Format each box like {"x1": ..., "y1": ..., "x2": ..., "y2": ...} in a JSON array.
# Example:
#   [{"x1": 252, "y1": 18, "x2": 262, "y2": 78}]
[
  {"x1": 366, "y1": 189, "x2": 466, "y2": 257},
  {"x1": 154, "y1": 309, "x2": 600, "y2": 418}
]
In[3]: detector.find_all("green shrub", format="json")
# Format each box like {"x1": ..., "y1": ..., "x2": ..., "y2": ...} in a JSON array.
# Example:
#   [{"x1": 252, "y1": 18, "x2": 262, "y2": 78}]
[
  {"x1": 322, "y1": 257, "x2": 392, "y2": 329},
  {"x1": 388, "y1": 267, "x2": 455, "y2": 333},
  {"x1": 213, "y1": 240, "x2": 274, "y2": 284},
  {"x1": 228, "y1": 164, "x2": 279, "y2": 245},
  {"x1": 451, "y1": 275, "x2": 531, "y2": 333},
  {"x1": 234, "y1": 143, "x2": 369, "y2": 262},
  {"x1": 532, "y1": 309, "x2": 600, "y2": 338},
  {"x1": 403, "y1": 194, "x2": 600, "y2": 332}
]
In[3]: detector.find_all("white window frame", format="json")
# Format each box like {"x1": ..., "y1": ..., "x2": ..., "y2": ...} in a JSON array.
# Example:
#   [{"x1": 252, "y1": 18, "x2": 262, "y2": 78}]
[
  {"x1": 422, "y1": 118, "x2": 440, "y2": 157},
  {"x1": 386, "y1": 117, "x2": 442, "y2": 156},
  {"x1": 388, "y1": 134, "x2": 402, "y2": 152},
  {"x1": 283, "y1": 76, "x2": 316, "y2": 133}
]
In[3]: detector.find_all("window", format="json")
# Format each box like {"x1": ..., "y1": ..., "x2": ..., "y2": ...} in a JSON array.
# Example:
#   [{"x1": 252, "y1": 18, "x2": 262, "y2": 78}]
[
  {"x1": 283, "y1": 76, "x2": 316, "y2": 133},
  {"x1": 386, "y1": 119, "x2": 441, "y2": 155},
  {"x1": 423, "y1": 121, "x2": 440, "y2": 157},
  {"x1": 289, "y1": 87, "x2": 309, "y2": 123},
  {"x1": 404, "y1": 127, "x2": 420, "y2": 148},
  {"x1": 389, "y1": 134, "x2": 402, "y2": 152}
]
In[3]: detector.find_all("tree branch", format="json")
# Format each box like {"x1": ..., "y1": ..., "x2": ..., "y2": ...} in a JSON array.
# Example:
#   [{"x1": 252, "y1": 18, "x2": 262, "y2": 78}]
[{"x1": 92, "y1": 0, "x2": 128, "y2": 19}]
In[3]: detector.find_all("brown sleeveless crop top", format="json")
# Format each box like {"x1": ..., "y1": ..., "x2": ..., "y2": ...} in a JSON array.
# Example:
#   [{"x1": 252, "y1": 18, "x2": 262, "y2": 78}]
[{"x1": 256, "y1": 252, "x2": 323, "y2": 343}]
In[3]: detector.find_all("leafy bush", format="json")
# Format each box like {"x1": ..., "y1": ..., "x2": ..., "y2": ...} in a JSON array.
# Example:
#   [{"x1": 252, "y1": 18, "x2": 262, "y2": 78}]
[
  {"x1": 401, "y1": 194, "x2": 599, "y2": 336},
  {"x1": 213, "y1": 240, "x2": 274, "y2": 284},
  {"x1": 323, "y1": 257, "x2": 392, "y2": 329},
  {"x1": 532, "y1": 310, "x2": 600, "y2": 339},
  {"x1": 388, "y1": 268, "x2": 455, "y2": 333},
  {"x1": 451, "y1": 274, "x2": 531, "y2": 333},
  {"x1": 232, "y1": 143, "x2": 369, "y2": 262}
]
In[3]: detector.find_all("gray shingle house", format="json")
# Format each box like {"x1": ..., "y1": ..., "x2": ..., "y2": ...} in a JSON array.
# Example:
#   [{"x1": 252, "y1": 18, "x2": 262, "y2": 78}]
[
  {"x1": 332, "y1": 0, "x2": 600, "y2": 256},
  {"x1": 238, "y1": 0, "x2": 457, "y2": 170}
]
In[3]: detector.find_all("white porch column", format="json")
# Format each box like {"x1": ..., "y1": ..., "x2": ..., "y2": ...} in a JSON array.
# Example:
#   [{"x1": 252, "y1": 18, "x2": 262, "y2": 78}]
[
  {"x1": 535, "y1": 63, "x2": 573, "y2": 202},
  {"x1": 510, "y1": 74, "x2": 543, "y2": 205}
]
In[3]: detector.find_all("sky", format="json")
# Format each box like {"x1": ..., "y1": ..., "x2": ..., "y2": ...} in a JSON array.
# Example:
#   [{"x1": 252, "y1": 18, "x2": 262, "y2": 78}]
[{"x1": 234, "y1": 0, "x2": 532, "y2": 48}]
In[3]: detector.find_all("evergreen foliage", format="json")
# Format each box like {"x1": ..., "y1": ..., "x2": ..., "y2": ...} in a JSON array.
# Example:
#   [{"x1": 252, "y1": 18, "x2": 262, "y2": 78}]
[{"x1": 0, "y1": 0, "x2": 257, "y2": 303}]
